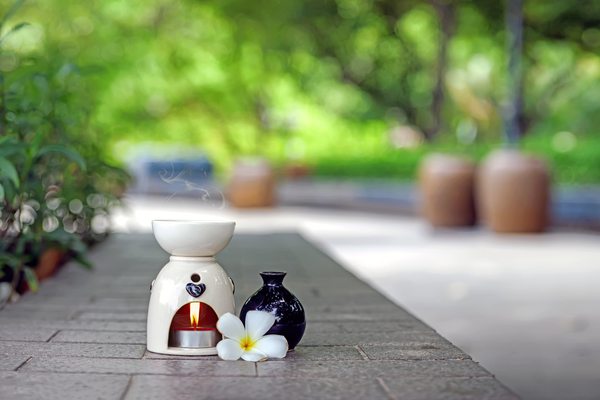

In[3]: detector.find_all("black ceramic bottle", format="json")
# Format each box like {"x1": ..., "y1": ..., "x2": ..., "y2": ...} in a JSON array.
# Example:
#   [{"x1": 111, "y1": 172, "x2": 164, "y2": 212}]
[{"x1": 240, "y1": 271, "x2": 305, "y2": 350}]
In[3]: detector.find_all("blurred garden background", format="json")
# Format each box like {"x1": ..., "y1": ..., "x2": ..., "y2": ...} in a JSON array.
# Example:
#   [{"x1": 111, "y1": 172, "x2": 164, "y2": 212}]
[
  {"x1": 1, "y1": 0, "x2": 600, "y2": 180},
  {"x1": 1, "y1": 0, "x2": 600, "y2": 399}
]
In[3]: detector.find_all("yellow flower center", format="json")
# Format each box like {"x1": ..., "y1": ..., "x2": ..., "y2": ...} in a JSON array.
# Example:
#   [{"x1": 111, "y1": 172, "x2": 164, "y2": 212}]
[{"x1": 239, "y1": 335, "x2": 255, "y2": 351}]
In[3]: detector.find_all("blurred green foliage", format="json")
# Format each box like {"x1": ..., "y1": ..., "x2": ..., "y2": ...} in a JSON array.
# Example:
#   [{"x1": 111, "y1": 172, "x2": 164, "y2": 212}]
[
  {"x1": 4, "y1": 0, "x2": 600, "y2": 182},
  {"x1": 0, "y1": 0, "x2": 129, "y2": 298}
]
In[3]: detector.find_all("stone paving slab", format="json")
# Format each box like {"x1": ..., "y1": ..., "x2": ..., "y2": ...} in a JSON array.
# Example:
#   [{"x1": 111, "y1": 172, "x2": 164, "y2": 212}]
[
  {"x1": 0, "y1": 341, "x2": 146, "y2": 359},
  {"x1": 22, "y1": 356, "x2": 256, "y2": 376},
  {"x1": 0, "y1": 232, "x2": 517, "y2": 399},
  {"x1": 51, "y1": 330, "x2": 146, "y2": 345},
  {"x1": 381, "y1": 377, "x2": 519, "y2": 400},
  {"x1": 361, "y1": 344, "x2": 468, "y2": 361},
  {"x1": 308, "y1": 311, "x2": 418, "y2": 322},
  {"x1": 126, "y1": 376, "x2": 388, "y2": 400},
  {"x1": 300, "y1": 330, "x2": 457, "y2": 347},
  {"x1": 0, "y1": 320, "x2": 147, "y2": 331},
  {"x1": 257, "y1": 359, "x2": 490, "y2": 379},
  {"x1": 74, "y1": 311, "x2": 147, "y2": 321},
  {"x1": 0, "y1": 326, "x2": 58, "y2": 342},
  {"x1": 337, "y1": 320, "x2": 433, "y2": 333},
  {"x1": 0, "y1": 355, "x2": 30, "y2": 371},
  {"x1": 0, "y1": 308, "x2": 77, "y2": 320},
  {"x1": 0, "y1": 371, "x2": 130, "y2": 400},
  {"x1": 142, "y1": 346, "x2": 364, "y2": 362}
]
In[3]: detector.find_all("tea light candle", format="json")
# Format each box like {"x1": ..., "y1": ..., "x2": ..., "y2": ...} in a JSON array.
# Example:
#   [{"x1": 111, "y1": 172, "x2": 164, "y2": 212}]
[{"x1": 168, "y1": 302, "x2": 221, "y2": 348}]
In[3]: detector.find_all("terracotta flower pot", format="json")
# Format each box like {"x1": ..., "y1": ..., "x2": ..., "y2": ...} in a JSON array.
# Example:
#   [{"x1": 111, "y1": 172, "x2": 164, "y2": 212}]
[
  {"x1": 35, "y1": 248, "x2": 67, "y2": 281},
  {"x1": 477, "y1": 149, "x2": 550, "y2": 233},
  {"x1": 227, "y1": 158, "x2": 276, "y2": 208},
  {"x1": 418, "y1": 154, "x2": 477, "y2": 227},
  {"x1": 17, "y1": 247, "x2": 66, "y2": 294}
]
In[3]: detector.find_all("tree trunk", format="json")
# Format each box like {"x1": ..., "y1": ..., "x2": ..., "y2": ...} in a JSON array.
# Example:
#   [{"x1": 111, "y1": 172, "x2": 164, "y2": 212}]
[
  {"x1": 0, "y1": 72, "x2": 5, "y2": 136},
  {"x1": 504, "y1": 0, "x2": 524, "y2": 144},
  {"x1": 427, "y1": 0, "x2": 455, "y2": 141}
]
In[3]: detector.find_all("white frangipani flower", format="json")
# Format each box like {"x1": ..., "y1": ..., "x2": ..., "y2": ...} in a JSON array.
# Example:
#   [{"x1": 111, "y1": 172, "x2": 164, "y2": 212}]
[{"x1": 216, "y1": 311, "x2": 288, "y2": 361}]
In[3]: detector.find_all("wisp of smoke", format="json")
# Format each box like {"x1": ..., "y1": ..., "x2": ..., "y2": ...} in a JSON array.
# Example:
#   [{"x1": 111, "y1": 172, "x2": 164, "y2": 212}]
[{"x1": 158, "y1": 162, "x2": 225, "y2": 208}]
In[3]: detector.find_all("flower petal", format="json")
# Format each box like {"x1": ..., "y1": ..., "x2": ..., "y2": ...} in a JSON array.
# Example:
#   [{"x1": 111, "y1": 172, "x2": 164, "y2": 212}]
[
  {"x1": 241, "y1": 350, "x2": 268, "y2": 362},
  {"x1": 254, "y1": 334, "x2": 288, "y2": 358},
  {"x1": 244, "y1": 310, "x2": 276, "y2": 341},
  {"x1": 216, "y1": 338, "x2": 243, "y2": 361},
  {"x1": 217, "y1": 313, "x2": 245, "y2": 341}
]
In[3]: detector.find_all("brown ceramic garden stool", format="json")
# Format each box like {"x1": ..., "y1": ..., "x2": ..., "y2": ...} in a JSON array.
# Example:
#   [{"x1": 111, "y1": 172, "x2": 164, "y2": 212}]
[
  {"x1": 477, "y1": 149, "x2": 550, "y2": 233},
  {"x1": 418, "y1": 154, "x2": 477, "y2": 227},
  {"x1": 227, "y1": 158, "x2": 276, "y2": 208}
]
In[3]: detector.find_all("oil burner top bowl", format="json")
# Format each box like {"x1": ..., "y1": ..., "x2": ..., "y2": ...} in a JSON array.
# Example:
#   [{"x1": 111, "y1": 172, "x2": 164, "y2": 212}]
[{"x1": 152, "y1": 220, "x2": 235, "y2": 257}]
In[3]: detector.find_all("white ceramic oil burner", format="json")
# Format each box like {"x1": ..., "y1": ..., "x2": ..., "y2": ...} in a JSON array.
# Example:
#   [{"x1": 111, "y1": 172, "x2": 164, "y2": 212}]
[{"x1": 147, "y1": 220, "x2": 236, "y2": 355}]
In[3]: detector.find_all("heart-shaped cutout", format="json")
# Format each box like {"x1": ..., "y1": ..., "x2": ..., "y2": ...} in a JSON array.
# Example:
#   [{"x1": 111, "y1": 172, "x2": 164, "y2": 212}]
[{"x1": 186, "y1": 282, "x2": 206, "y2": 298}]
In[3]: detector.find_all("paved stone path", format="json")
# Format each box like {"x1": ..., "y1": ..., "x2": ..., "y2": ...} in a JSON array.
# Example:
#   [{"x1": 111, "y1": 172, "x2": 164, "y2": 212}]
[{"x1": 0, "y1": 233, "x2": 517, "y2": 399}]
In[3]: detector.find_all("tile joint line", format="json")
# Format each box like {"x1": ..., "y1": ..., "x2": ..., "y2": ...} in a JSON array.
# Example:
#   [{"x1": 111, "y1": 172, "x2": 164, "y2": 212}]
[
  {"x1": 14, "y1": 356, "x2": 33, "y2": 371},
  {"x1": 119, "y1": 375, "x2": 134, "y2": 400},
  {"x1": 376, "y1": 377, "x2": 397, "y2": 400},
  {"x1": 355, "y1": 345, "x2": 370, "y2": 361},
  {"x1": 46, "y1": 330, "x2": 61, "y2": 343}
]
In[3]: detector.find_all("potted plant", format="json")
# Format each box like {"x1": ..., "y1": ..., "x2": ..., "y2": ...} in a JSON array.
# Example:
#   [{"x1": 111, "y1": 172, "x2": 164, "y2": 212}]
[
  {"x1": 0, "y1": 134, "x2": 91, "y2": 299},
  {"x1": 0, "y1": 0, "x2": 129, "y2": 304}
]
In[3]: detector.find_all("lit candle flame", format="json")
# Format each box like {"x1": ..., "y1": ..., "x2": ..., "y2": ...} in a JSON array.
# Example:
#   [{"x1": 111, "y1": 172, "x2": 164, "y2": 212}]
[{"x1": 189, "y1": 302, "x2": 200, "y2": 329}]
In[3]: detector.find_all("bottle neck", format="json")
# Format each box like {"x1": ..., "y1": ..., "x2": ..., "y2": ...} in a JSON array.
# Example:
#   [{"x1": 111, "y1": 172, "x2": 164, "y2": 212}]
[{"x1": 260, "y1": 271, "x2": 286, "y2": 286}]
